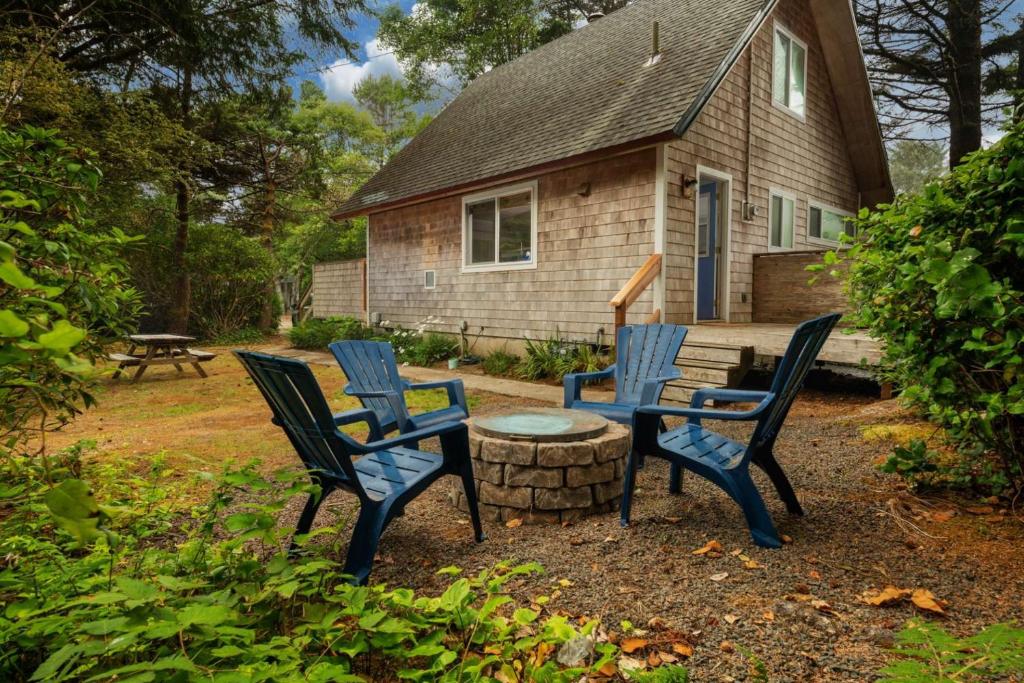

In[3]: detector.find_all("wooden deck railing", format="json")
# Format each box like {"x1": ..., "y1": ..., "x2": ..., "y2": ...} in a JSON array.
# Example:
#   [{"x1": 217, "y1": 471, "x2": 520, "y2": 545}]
[{"x1": 610, "y1": 253, "x2": 662, "y2": 331}]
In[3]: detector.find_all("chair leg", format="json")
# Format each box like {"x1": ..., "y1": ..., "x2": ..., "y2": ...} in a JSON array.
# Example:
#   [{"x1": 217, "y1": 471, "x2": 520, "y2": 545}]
[
  {"x1": 289, "y1": 484, "x2": 334, "y2": 556},
  {"x1": 668, "y1": 463, "x2": 683, "y2": 494},
  {"x1": 343, "y1": 504, "x2": 388, "y2": 585},
  {"x1": 460, "y1": 460, "x2": 486, "y2": 543},
  {"x1": 753, "y1": 448, "x2": 804, "y2": 515},
  {"x1": 619, "y1": 448, "x2": 640, "y2": 528},
  {"x1": 727, "y1": 469, "x2": 782, "y2": 549}
]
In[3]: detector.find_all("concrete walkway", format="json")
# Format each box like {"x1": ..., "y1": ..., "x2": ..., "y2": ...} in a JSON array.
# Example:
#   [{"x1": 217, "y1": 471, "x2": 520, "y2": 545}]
[{"x1": 260, "y1": 344, "x2": 568, "y2": 404}]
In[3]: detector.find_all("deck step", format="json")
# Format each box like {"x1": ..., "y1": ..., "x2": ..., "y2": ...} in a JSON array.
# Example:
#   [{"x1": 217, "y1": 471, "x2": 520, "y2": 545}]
[{"x1": 665, "y1": 340, "x2": 754, "y2": 405}]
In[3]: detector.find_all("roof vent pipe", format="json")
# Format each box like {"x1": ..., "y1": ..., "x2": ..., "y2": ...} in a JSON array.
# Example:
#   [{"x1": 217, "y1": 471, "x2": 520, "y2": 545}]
[
  {"x1": 587, "y1": 12, "x2": 605, "y2": 22},
  {"x1": 645, "y1": 21, "x2": 662, "y2": 66}
]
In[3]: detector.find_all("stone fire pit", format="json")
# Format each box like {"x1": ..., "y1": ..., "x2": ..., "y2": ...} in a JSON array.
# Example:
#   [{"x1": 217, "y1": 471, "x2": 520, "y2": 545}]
[{"x1": 450, "y1": 408, "x2": 630, "y2": 524}]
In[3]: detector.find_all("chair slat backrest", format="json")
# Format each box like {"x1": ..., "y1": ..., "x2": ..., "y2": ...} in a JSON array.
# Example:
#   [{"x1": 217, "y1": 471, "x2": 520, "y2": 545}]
[
  {"x1": 330, "y1": 341, "x2": 409, "y2": 429},
  {"x1": 235, "y1": 351, "x2": 362, "y2": 494},
  {"x1": 753, "y1": 313, "x2": 841, "y2": 446},
  {"x1": 614, "y1": 324, "x2": 689, "y2": 405}
]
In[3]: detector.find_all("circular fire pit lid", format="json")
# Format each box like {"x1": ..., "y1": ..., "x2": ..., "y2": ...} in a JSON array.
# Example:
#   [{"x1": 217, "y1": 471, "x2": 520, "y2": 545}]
[{"x1": 472, "y1": 408, "x2": 608, "y2": 442}]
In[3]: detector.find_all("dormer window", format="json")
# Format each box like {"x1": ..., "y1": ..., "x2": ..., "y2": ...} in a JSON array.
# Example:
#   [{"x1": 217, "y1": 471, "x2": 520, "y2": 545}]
[{"x1": 772, "y1": 23, "x2": 807, "y2": 119}]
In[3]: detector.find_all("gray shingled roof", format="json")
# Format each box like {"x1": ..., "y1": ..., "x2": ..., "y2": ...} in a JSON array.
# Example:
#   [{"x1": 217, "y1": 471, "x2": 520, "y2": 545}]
[{"x1": 335, "y1": 0, "x2": 770, "y2": 217}]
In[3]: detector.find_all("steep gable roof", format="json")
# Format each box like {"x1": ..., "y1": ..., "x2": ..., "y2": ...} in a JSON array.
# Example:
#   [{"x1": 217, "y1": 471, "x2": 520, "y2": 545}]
[
  {"x1": 334, "y1": 0, "x2": 891, "y2": 218},
  {"x1": 335, "y1": 0, "x2": 771, "y2": 218}
]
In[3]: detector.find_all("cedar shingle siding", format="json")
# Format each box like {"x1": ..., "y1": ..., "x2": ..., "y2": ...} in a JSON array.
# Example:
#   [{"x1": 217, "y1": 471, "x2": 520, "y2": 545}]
[
  {"x1": 336, "y1": 0, "x2": 886, "y2": 341},
  {"x1": 367, "y1": 149, "x2": 655, "y2": 340},
  {"x1": 312, "y1": 259, "x2": 365, "y2": 319}
]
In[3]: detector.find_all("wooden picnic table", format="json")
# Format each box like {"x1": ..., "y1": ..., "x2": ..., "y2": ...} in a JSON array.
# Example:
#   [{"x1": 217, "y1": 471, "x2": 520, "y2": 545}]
[{"x1": 110, "y1": 334, "x2": 217, "y2": 382}]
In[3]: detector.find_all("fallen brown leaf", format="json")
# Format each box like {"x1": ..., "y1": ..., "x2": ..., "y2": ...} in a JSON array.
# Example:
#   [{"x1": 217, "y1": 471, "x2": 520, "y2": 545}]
[
  {"x1": 911, "y1": 589, "x2": 947, "y2": 615},
  {"x1": 505, "y1": 518, "x2": 523, "y2": 529},
  {"x1": 709, "y1": 572, "x2": 729, "y2": 582},
  {"x1": 862, "y1": 586, "x2": 912, "y2": 607},
  {"x1": 647, "y1": 652, "x2": 662, "y2": 667},
  {"x1": 724, "y1": 614, "x2": 740, "y2": 624},
  {"x1": 671, "y1": 642, "x2": 694, "y2": 657},
  {"x1": 930, "y1": 509, "x2": 955, "y2": 523},
  {"x1": 762, "y1": 611, "x2": 775, "y2": 622},
  {"x1": 965, "y1": 505, "x2": 995, "y2": 515},
  {"x1": 781, "y1": 534, "x2": 794, "y2": 544},
  {"x1": 720, "y1": 641, "x2": 735, "y2": 653},
  {"x1": 621, "y1": 638, "x2": 648, "y2": 654},
  {"x1": 692, "y1": 540, "x2": 724, "y2": 556},
  {"x1": 597, "y1": 661, "x2": 617, "y2": 677}
]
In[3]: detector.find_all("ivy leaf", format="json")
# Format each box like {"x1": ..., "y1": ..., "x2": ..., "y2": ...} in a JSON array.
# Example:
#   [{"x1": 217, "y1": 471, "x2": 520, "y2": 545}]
[
  {"x1": 37, "y1": 320, "x2": 86, "y2": 355},
  {"x1": 0, "y1": 309, "x2": 29, "y2": 337},
  {"x1": 44, "y1": 479, "x2": 111, "y2": 548}
]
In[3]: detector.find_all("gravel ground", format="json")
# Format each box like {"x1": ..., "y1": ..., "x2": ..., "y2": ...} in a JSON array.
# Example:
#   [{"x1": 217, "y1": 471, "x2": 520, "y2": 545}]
[{"x1": 284, "y1": 389, "x2": 1024, "y2": 682}]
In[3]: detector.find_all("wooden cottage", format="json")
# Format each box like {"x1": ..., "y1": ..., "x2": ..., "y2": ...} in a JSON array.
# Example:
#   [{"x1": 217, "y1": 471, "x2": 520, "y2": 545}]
[{"x1": 326, "y1": 0, "x2": 891, "y2": 395}]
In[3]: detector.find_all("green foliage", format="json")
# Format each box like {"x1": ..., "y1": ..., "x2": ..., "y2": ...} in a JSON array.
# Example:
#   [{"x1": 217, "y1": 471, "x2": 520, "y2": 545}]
[
  {"x1": 207, "y1": 326, "x2": 266, "y2": 346},
  {"x1": 517, "y1": 336, "x2": 610, "y2": 381},
  {"x1": 288, "y1": 316, "x2": 374, "y2": 350},
  {"x1": 889, "y1": 139, "x2": 948, "y2": 196},
  {"x1": 0, "y1": 452, "x2": 622, "y2": 682},
  {"x1": 0, "y1": 126, "x2": 141, "y2": 447},
  {"x1": 482, "y1": 348, "x2": 520, "y2": 376},
  {"x1": 187, "y1": 223, "x2": 279, "y2": 339},
  {"x1": 633, "y1": 665, "x2": 690, "y2": 683},
  {"x1": 878, "y1": 620, "x2": 1024, "y2": 682},
  {"x1": 842, "y1": 117, "x2": 1024, "y2": 494},
  {"x1": 384, "y1": 328, "x2": 460, "y2": 366}
]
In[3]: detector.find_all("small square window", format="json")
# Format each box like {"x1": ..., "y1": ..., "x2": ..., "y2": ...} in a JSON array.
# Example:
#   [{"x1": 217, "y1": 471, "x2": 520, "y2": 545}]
[
  {"x1": 770, "y1": 191, "x2": 795, "y2": 249},
  {"x1": 424, "y1": 270, "x2": 436, "y2": 289},
  {"x1": 773, "y1": 24, "x2": 807, "y2": 118},
  {"x1": 462, "y1": 182, "x2": 537, "y2": 271}
]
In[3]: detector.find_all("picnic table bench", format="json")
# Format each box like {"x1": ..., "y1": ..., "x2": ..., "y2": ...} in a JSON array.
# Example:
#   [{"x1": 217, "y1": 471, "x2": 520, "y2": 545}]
[{"x1": 110, "y1": 334, "x2": 216, "y2": 382}]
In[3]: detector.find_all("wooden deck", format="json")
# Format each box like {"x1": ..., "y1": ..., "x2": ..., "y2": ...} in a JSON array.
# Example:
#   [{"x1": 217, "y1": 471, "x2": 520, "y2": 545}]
[{"x1": 686, "y1": 323, "x2": 882, "y2": 366}]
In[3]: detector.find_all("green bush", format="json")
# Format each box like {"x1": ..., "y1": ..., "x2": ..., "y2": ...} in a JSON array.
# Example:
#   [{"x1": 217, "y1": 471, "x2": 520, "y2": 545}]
[
  {"x1": 288, "y1": 316, "x2": 373, "y2": 350},
  {"x1": 0, "y1": 126, "x2": 141, "y2": 449},
  {"x1": 0, "y1": 453, "x2": 623, "y2": 682},
  {"x1": 385, "y1": 328, "x2": 459, "y2": 366},
  {"x1": 879, "y1": 620, "x2": 1024, "y2": 682},
  {"x1": 517, "y1": 336, "x2": 610, "y2": 381},
  {"x1": 838, "y1": 117, "x2": 1024, "y2": 495},
  {"x1": 482, "y1": 348, "x2": 520, "y2": 376}
]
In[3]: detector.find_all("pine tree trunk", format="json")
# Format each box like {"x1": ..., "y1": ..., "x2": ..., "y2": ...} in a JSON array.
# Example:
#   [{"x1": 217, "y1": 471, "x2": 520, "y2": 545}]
[
  {"x1": 947, "y1": 0, "x2": 983, "y2": 168},
  {"x1": 257, "y1": 178, "x2": 277, "y2": 331},
  {"x1": 167, "y1": 65, "x2": 193, "y2": 334},
  {"x1": 1015, "y1": 25, "x2": 1024, "y2": 123}
]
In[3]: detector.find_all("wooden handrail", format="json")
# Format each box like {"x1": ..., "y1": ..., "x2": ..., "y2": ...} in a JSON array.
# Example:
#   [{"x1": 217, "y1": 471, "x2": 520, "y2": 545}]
[{"x1": 610, "y1": 253, "x2": 662, "y2": 331}]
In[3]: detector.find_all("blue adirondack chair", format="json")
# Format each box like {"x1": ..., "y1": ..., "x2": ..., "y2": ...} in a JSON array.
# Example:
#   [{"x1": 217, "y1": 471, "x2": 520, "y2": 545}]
[
  {"x1": 622, "y1": 313, "x2": 841, "y2": 547},
  {"x1": 330, "y1": 340, "x2": 469, "y2": 436},
  {"x1": 235, "y1": 350, "x2": 484, "y2": 584},
  {"x1": 563, "y1": 323, "x2": 688, "y2": 426}
]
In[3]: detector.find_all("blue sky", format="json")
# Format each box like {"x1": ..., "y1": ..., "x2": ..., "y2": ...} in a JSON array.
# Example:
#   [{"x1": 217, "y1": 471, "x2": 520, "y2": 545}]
[{"x1": 288, "y1": 1, "x2": 419, "y2": 102}]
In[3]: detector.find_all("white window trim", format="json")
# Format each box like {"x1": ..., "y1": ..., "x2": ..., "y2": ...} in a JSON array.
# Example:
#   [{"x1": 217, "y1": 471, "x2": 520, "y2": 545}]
[
  {"x1": 807, "y1": 200, "x2": 855, "y2": 248},
  {"x1": 461, "y1": 180, "x2": 539, "y2": 273},
  {"x1": 424, "y1": 270, "x2": 436, "y2": 289},
  {"x1": 771, "y1": 21, "x2": 808, "y2": 122},
  {"x1": 768, "y1": 188, "x2": 797, "y2": 252}
]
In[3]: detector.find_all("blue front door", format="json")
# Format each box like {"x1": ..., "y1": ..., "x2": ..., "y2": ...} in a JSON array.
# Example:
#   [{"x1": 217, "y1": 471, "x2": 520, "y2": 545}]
[{"x1": 697, "y1": 181, "x2": 718, "y2": 320}]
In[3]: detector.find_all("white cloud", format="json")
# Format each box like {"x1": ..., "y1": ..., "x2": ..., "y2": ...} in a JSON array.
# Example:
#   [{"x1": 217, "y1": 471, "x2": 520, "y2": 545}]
[{"x1": 320, "y1": 38, "x2": 403, "y2": 102}]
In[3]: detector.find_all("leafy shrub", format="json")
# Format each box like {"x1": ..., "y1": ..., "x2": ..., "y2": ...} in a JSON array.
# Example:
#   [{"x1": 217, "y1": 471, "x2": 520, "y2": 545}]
[
  {"x1": 482, "y1": 348, "x2": 520, "y2": 376},
  {"x1": 0, "y1": 454, "x2": 623, "y2": 682},
  {"x1": 385, "y1": 328, "x2": 459, "y2": 366},
  {"x1": 878, "y1": 620, "x2": 1024, "y2": 682},
  {"x1": 0, "y1": 126, "x2": 141, "y2": 450},
  {"x1": 288, "y1": 316, "x2": 373, "y2": 350},
  {"x1": 186, "y1": 223, "x2": 277, "y2": 339},
  {"x1": 518, "y1": 336, "x2": 610, "y2": 381},
  {"x1": 207, "y1": 326, "x2": 265, "y2": 346},
  {"x1": 838, "y1": 117, "x2": 1024, "y2": 495}
]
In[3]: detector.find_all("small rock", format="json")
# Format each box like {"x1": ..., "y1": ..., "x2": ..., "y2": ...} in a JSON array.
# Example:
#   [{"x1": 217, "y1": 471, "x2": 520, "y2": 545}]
[{"x1": 556, "y1": 635, "x2": 593, "y2": 666}]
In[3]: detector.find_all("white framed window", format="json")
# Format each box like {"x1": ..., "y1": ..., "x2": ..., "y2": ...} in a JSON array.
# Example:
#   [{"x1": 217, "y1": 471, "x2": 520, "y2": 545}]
[
  {"x1": 424, "y1": 270, "x2": 436, "y2": 289},
  {"x1": 769, "y1": 189, "x2": 796, "y2": 249},
  {"x1": 461, "y1": 180, "x2": 538, "y2": 272},
  {"x1": 808, "y1": 201, "x2": 855, "y2": 246},
  {"x1": 772, "y1": 23, "x2": 807, "y2": 119}
]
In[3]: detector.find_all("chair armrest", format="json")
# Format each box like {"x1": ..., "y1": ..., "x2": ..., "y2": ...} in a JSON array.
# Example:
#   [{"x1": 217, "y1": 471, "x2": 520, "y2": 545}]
[
  {"x1": 332, "y1": 408, "x2": 384, "y2": 442},
  {"x1": 344, "y1": 420, "x2": 466, "y2": 454},
  {"x1": 639, "y1": 369, "x2": 683, "y2": 405},
  {"x1": 636, "y1": 392, "x2": 776, "y2": 425},
  {"x1": 405, "y1": 378, "x2": 469, "y2": 415},
  {"x1": 563, "y1": 365, "x2": 616, "y2": 407},
  {"x1": 342, "y1": 385, "x2": 409, "y2": 432}
]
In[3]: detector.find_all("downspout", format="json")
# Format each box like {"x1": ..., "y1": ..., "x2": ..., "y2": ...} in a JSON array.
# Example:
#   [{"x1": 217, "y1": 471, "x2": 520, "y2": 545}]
[{"x1": 744, "y1": 38, "x2": 755, "y2": 216}]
